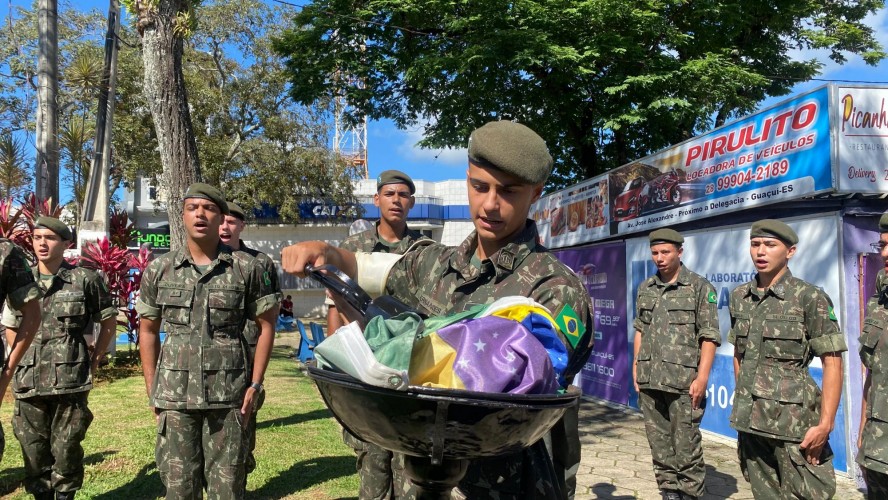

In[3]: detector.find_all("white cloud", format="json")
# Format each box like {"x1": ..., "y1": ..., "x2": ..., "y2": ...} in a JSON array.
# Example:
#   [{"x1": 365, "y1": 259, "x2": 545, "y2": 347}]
[{"x1": 395, "y1": 127, "x2": 468, "y2": 168}]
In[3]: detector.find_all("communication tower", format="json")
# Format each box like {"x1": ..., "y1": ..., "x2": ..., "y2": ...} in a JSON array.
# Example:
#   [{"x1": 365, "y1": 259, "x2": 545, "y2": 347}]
[{"x1": 333, "y1": 74, "x2": 369, "y2": 179}]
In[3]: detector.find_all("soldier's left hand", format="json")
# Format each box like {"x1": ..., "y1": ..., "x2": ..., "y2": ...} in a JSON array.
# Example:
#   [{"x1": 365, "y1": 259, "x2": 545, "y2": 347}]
[
  {"x1": 800, "y1": 424, "x2": 830, "y2": 465},
  {"x1": 240, "y1": 387, "x2": 258, "y2": 426}
]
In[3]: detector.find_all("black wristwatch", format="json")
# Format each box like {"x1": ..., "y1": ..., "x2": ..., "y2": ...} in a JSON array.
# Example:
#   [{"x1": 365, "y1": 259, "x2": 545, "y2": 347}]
[{"x1": 249, "y1": 382, "x2": 263, "y2": 392}]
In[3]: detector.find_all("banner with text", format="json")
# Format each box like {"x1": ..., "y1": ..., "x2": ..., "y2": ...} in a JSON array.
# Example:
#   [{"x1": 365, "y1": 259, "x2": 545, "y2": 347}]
[
  {"x1": 835, "y1": 86, "x2": 888, "y2": 193},
  {"x1": 532, "y1": 174, "x2": 610, "y2": 248},
  {"x1": 609, "y1": 87, "x2": 832, "y2": 235},
  {"x1": 555, "y1": 242, "x2": 629, "y2": 404}
]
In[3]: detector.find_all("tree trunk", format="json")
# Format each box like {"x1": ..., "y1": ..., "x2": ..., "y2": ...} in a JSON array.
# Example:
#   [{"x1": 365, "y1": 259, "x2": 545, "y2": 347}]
[
  {"x1": 137, "y1": 0, "x2": 201, "y2": 250},
  {"x1": 35, "y1": 0, "x2": 59, "y2": 203}
]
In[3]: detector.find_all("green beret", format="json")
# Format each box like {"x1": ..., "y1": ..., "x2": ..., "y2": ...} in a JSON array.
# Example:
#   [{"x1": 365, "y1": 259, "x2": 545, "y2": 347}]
[
  {"x1": 183, "y1": 183, "x2": 229, "y2": 215},
  {"x1": 468, "y1": 121, "x2": 553, "y2": 184},
  {"x1": 879, "y1": 213, "x2": 888, "y2": 233},
  {"x1": 750, "y1": 219, "x2": 798, "y2": 245},
  {"x1": 376, "y1": 170, "x2": 415, "y2": 194},
  {"x1": 34, "y1": 216, "x2": 72, "y2": 241},
  {"x1": 228, "y1": 202, "x2": 246, "y2": 221},
  {"x1": 649, "y1": 228, "x2": 683, "y2": 246}
]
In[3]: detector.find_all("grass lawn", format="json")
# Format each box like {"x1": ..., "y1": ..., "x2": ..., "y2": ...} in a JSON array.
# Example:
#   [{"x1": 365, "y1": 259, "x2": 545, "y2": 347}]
[{"x1": 0, "y1": 332, "x2": 360, "y2": 499}]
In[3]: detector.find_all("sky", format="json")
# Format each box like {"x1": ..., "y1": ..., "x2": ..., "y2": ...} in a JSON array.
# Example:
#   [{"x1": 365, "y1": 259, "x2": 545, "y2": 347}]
[{"x1": 12, "y1": 0, "x2": 888, "y2": 193}]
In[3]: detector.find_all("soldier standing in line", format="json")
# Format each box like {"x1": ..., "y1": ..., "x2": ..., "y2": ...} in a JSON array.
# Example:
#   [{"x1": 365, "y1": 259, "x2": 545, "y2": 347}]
[
  {"x1": 632, "y1": 228, "x2": 719, "y2": 500},
  {"x1": 137, "y1": 184, "x2": 279, "y2": 499},
  {"x1": 5, "y1": 217, "x2": 116, "y2": 500},
  {"x1": 857, "y1": 213, "x2": 888, "y2": 499},
  {"x1": 0, "y1": 237, "x2": 42, "y2": 461},
  {"x1": 326, "y1": 170, "x2": 427, "y2": 337},
  {"x1": 219, "y1": 201, "x2": 282, "y2": 489},
  {"x1": 282, "y1": 120, "x2": 595, "y2": 499},
  {"x1": 729, "y1": 219, "x2": 846, "y2": 499},
  {"x1": 328, "y1": 170, "x2": 428, "y2": 500}
]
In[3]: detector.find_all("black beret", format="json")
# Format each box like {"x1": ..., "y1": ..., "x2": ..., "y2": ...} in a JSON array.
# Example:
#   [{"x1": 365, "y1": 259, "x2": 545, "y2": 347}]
[
  {"x1": 34, "y1": 216, "x2": 72, "y2": 241},
  {"x1": 227, "y1": 202, "x2": 246, "y2": 221},
  {"x1": 183, "y1": 183, "x2": 229, "y2": 215},
  {"x1": 649, "y1": 228, "x2": 684, "y2": 246},
  {"x1": 750, "y1": 219, "x2": 798, "y2": 245},
  {"x1": 468, "y1": 121, "x2": 553, "y2": 184},
  {"x1": 879, "y1": 213, "x2": 888, "y2": 233},
  {"x1": 376, "y1": 170, "x2": 415, "y2": 194}
]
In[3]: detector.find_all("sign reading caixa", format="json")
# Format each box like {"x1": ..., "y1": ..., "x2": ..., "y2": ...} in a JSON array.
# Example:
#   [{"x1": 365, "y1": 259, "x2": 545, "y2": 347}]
[
  {"x1": 298, "y1": 201, "x2": 360, "y2": 220},
  {"x1": 129, "y1": 228, "x2": 171, "y2": 251}
]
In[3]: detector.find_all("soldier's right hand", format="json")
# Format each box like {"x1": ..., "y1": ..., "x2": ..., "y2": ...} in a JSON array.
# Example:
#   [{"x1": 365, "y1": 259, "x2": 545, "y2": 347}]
[
  {"x1": 281, "y1": 242, "x2": 329, "y2": 278},
  {"x1": 151, "y1": 406, "x2": 160, "y2": 423},
  {"x1": 632, "y1": 362, "x2": 639, "y2": 393}
]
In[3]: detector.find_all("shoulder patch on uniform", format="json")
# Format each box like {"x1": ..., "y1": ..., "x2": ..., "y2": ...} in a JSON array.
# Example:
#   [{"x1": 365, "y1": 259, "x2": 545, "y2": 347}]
[
  {"x1": 555, "y1": 303, "x2": 585, "y2": 349},
  {"x1": 263, "y1": 271, "x2": 271, "y2": 286},
  {"x1": 707, "y1": 291, "x2": 717, "y2": 303},
  {"x1": 828, "y1": 306, "x2": 837, "y2": 321}
]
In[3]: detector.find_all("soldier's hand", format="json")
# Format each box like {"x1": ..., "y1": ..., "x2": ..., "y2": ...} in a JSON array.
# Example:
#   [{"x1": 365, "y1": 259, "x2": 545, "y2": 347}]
[
  {"x1": 151, "y1": 406, "x2": 160, "y2": 423},
  {"x1": 281, "y1": 242, "x2": 329, "y2": 278},
  {"x1": 800, "y1": 424, "x2": 830, "y2": 465},
  {"x1": 240, "y1": 388, "x2": 258, "y2": 426},
  {"x1": 632, "y1": 362, "x2": 639, "y2": 393},
  {"x1": 689, "y1": 377, "x2": 707, "y2": 409}
]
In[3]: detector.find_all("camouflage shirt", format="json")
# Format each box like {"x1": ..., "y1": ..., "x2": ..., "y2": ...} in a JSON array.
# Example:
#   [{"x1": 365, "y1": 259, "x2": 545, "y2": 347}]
[
  {"x1": 728, "y1": 269, "x2": 846, "y2": 442},
  {"x1": 634, "y1": 264, "x2": 721, "y2": 393},
  {"x1": 858, "y1": 270, "x2": 888, "y2": 473},
  {"x1": 384, "y1": 220, "x2": 594, "y2": 382},
  {"x1": 5, "y1": 261, "x2": 115, "y2": 399},
  {"x1": 383, "y1": 220, "x2": 594, "y2": 496},
  {"x1": 340, "y1": 222, "x2": 427, "y2": 254},
  {"x1": 136, "y1": 244, "x2": 278, "y2": 410},
  {"x1": 0, "y1": 238, "x2": 40, "y2": 313},
  {"x1": 238, "y1": 240, "x2": 282, "y2": 348}
]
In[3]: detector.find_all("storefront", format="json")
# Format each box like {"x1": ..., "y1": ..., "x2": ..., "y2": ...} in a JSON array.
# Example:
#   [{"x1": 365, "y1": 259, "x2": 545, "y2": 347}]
[{"x1": 537, "y1": 84, "x2": 888, "y2": 477}]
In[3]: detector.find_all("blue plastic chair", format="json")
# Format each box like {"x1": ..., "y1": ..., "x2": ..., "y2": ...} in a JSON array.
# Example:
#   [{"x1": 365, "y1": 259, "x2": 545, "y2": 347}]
[
  {"x1": 295, "y1": 319, "x2": 315, "y2": 363},
  {"x1": 309, "y1": 322, "x2": 326, "y2": 346}
]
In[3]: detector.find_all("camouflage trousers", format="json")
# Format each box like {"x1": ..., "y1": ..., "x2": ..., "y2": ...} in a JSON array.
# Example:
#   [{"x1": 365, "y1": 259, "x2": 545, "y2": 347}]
[
  {"x1": 638, "y1": 389, "x2": 706, "y2": 498},
  {"x1": 156, "y1": 408, "x2": 247, "y2": 500},
  {"x1": 343, "y1": 428, "x2": 404, "y2": 499},
  {"x1": 12, "y1": 392, "x2": 94, "y2": 496},
  {"x1": 864, "y1": 467, "x2": 888, "y2": 500},
  {"x1": 737, "y1": 432, "x2": 835, "y2": 500}
]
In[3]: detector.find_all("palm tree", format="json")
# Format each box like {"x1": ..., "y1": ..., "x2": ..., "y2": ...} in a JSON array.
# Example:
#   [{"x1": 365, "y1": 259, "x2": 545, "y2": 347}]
[{"x1": 0, "y1": 134, "x2": 32, "y2": 199}]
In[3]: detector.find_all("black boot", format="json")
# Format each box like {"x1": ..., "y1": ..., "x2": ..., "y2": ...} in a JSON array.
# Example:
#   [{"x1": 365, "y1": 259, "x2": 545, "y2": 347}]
[
  {"x1": 55, "y1": 491, "x2": 75, "y2": 500},
  {"x1": 32, "y1": 491, "x2": 54, "y2": 500}
]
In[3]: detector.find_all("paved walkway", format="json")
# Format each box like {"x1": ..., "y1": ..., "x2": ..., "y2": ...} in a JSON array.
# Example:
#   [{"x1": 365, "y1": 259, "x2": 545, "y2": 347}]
[{"x1": 575, "y1": 398, "x2": 863, "y2": 499}]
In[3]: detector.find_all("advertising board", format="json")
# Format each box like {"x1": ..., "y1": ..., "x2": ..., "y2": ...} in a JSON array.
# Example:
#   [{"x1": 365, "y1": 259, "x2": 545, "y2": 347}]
[
  {"x1": 835, "y1": 86, "x2": 888, "y2": 193},
  {"x1": 610, "y1": 87, "x2": 832, "y2": 234},
  {"x1": 532, "y1": 175, "x2": 609, "y2": 248},
  {"x1": 556, "y1": 242, "x2": 628, "y2": 404}
]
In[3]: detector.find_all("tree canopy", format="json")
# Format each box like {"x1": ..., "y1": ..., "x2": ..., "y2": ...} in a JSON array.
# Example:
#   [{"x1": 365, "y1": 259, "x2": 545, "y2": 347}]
[
  {"x1": 274, "y1": 0, "x2": 886, "y2": 189},
  {"x1": 1, "y1": 0, "x2": 358, "y2": 226}
]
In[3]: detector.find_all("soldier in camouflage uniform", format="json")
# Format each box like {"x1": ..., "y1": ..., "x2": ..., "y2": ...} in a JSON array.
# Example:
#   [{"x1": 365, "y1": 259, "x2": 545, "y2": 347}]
[
  {"x1": 0, "y1": 237, "x2": 42, "y2": 463},
  {"x1": 137, "y1": 184, "x2": 279, "y2": 499},
  {"x1": 328, "y1": 171, "x2": 428, "y2": 500},
  {"x1": 219, "y1": 202, "x2": 282, "y2": 489},
  {"x1": 4, "y1": 217, "x2": 116, "y2": 500},
  {"x1": 857, "y1": 213, "x2": 888, "y2": 499},
  {"x1": 633, "y1": 228, "x2": 719, "y2": 500},
  {"x1": 283, "y1": 121, "x2": 595, "y2": 499},
  {"x1": 729, "y1": 219, "x2": 846, "y2": 500}
]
